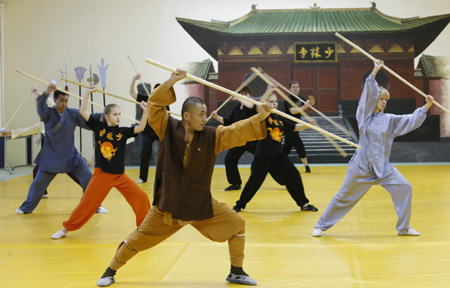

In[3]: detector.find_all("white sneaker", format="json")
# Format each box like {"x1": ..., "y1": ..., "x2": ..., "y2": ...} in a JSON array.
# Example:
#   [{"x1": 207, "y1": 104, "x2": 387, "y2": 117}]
[
  {"x1": 312, "y1": 228, "x2": 323, "y2": 237},
  {"x1": 15, "y1": 209, "x2": 25, "y2": 214},
  {"x1": 135, "y1": 179, "x2": 145, "y2": 184},
  {"x1": 226, "y1": 273, "x2": 257, "y2": 286},
  {"x1": 398, "y1": 227, "x2": 420, "y2": 236},
  {"x1": 42, "y1": 194, "x2": 48, "y2": 199},
  {"x1": 51, "y1": 230, "x2": 67, "y2": 240},
  {"x1": 96, "y1": 207, "x2": 108, "y2": 214},
  {"x1": 97, "y1": 276, "x2": 115, "y2": 287}
]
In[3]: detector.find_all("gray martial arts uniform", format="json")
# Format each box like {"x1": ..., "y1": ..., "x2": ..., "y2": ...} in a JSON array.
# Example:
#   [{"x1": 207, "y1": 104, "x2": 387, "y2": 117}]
[{"x1": 315, "y1": 74, "x2": 429, "y2": 232}]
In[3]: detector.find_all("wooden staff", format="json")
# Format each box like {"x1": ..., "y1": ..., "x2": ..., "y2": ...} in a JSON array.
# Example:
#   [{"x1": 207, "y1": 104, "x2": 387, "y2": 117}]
[
  {"x1": 4, "y1": 54, "x2": 61, "y2": 129},
  {"x1": 205, "y1": 69, "x2": 259, "y2": 123},
  {"x1": 335, "y1": 32, "x2": 450, "y2": 115},
  {"x1": 61, "y1": 76, "x2": 181, "y2": 118},
  {"x1": 127, "y1": 55, "x2": 181, "y2": 118},
  {"x1": 251, "y1": 67, "x2": 348, "y2": 157},
  {"x1": 127, "y1": 55, "x2": 152, "y2": 97},
  {"x1": 15, "y1": 69, "x2": 140, "y2": 124},
  {"x1": 145, "y1": 58, "x2": 361, "y2": 149},
  {"x1": 61, "y1": 77, "x2": 137, "y2": 104},
  {"x1": 262, "y1": 72, "x2": 351, "y2": 137}
]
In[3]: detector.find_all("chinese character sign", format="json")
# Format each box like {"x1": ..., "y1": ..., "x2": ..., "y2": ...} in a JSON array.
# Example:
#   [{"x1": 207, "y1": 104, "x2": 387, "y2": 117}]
[{"x1": 294, "y1": 42, "x2": 337, "y2": 62}]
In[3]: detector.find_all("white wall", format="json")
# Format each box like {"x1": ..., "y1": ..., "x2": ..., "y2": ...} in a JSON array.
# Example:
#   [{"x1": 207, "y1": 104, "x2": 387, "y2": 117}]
[{"x1": 2, "y1": 0, "x2": 450, "y2": 166}]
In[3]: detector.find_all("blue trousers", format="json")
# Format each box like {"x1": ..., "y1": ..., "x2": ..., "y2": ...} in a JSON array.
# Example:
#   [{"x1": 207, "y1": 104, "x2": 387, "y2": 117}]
[
  {"x1": 315, "y1": 163, "x2": 413, "y2": 232},
  {"x1": 18, "y1": 161, "x2": 92, "y2": 213}
]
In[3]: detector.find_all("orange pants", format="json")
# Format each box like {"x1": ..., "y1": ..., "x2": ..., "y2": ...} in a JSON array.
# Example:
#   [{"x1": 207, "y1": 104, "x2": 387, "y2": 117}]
[
  {"x1": 109, "y1": 199, "x2": 246, "y2": 270},
  {"x1": 63, "y1": 168, "x2": 150, "y2": 231}
]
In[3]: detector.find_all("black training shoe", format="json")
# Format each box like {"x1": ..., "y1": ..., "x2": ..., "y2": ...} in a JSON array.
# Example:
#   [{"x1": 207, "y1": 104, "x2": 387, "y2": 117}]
[
  {"x1": 305, "y1": 166, "x2": 311, "y2": 173},
  {"x1": 301, "y1": 204, "x2": 318, "y2": 212},
  {"x1": 233, "y1": 205, "x2": 242, "y2": 213},
  {"x1": 225, "y1": 184, "x2": 241, "y2": 191},
  {"x1": 226, "y1": 273, "x2": 257, "y2": 286}
]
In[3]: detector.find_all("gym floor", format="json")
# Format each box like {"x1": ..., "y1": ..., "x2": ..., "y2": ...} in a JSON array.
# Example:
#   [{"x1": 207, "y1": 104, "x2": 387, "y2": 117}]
[{"x1": 0, "y1": 164, "x2": 449, "y2": 288}]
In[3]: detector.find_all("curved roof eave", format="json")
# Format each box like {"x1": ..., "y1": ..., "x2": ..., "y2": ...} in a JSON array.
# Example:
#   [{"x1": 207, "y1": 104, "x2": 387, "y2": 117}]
[{"x1": 176, "y1": 8, "x2": 450, "y2": 59}]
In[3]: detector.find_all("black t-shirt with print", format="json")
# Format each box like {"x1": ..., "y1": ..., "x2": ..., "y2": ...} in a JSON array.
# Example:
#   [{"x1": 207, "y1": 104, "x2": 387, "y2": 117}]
[
  {"x1": 255, "y1": 113, "x2": 295, "y2": 158},
  {"x1": 284, "y1": 94, "x2": 307, "y2": 120},
  {"x1": 224, "y1": 105, "x2": 258, "y2": 150},
  {"x1": 223, "y1": 105, "x2": 257, "y2": 126},
  {"x1": 87, "y1": 115, "x2": 136, "y2": 174}
]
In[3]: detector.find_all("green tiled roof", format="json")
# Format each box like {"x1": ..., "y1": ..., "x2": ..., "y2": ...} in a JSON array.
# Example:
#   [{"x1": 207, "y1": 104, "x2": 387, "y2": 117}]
[
  {"x1": 177, "y1": 3, "x2": 450, "y2": 59},
  {"x1": 184, "y1": 59, "x2": 215, "y2": 83},
  {"x1": 177, "y1": 4, "x2": 450, "y2": 35},
  {"x1": 419, "y1": 54, "x2": 450, "y2": 79}
]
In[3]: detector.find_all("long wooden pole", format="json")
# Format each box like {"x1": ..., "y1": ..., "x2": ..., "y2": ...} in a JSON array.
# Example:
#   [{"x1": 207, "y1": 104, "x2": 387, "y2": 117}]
[
  {"x1": 15, "y1": 69, "x2": 140, "y2": 124},
  {"x1": 262, "y1": 72, "x2": 351, "y2": 136},
  {"x1": 61, "y1": 77, "x2": 137, "y2": 104},
  {"x1": 145, "y1": 58, "x2": 361, "y2": 149},
  {"x1": 61, "y1": 76, "x2": 181, "y2": 117},
  {"x1": 127, "y1": 55, "x2": 153, "y2": 99},
  {"x1": 335, "y1": 32, "x2": 450, "y2": 115},
  {"x1": 4, "y1": 54, "x2": 61, "y2": 129},
  {"x1": 4, "y1": 89, "x2": 37, "y2": 130},
  {"x1": 127, "y1": 56, "x2": 181, "y2": 118},
  {"x1": 205, "y1": 69, "x2": 260, "y2": 123},
  {"x1": 251, "y1": 67, "x2": 348, "y2": 157}
]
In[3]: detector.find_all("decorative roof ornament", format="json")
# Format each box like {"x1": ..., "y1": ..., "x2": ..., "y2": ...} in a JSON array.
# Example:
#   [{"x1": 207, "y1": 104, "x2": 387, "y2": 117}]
[
  {"x1": 310, "y1": 3, "x2": 321, "y2": 10},
  {"x1": 251, "y1": 4, "x2": 257, "y2": 11}
]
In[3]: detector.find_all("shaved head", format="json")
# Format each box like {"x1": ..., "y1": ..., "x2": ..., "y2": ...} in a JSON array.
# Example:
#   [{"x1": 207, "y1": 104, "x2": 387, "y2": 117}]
[{"x1": 181, "y1": 97, "x2": 205, "y2": 115}]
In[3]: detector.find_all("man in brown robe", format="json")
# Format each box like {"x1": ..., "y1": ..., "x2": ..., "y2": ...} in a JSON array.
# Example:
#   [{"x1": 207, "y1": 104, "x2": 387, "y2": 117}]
[{"x1": 97, "y1": 69, "x2": 272, "y2": 287}]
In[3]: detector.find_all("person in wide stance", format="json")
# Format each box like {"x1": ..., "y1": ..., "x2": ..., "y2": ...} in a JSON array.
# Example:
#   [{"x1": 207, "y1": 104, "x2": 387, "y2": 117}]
[
  {"x1": 312, "y1": 59, "x2": 434, "y2": 237},
  {"x1": 15, "y1": 84, "x2": 107, "y2": 214},
  {"x1": 233, "y1": 90, "x2": 318, "y2": 213},
  {"x1": 210, "y1": 86, "x2": 285, "y2": 191},
  {"x1": 96, "y1": 69, "x2": 273, "y2": 287},
  {"x1": 51, "y1": 86, "x2": 150, "y2": 239}
]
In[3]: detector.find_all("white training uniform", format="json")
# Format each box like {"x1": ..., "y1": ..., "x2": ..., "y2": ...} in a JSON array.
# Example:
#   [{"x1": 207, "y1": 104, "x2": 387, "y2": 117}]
[
  {"x1": 315, "y1": 74, "x2": 429, "y2": 232},
  {"x1": 9, "y1": 98, "x2": 54, "y2": 139}
]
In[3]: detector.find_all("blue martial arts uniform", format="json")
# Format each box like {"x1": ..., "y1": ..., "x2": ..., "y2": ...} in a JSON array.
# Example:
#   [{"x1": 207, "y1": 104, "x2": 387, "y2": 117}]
[{"x1": 18, "y1": 92, "x2": 93, "y2": 213}]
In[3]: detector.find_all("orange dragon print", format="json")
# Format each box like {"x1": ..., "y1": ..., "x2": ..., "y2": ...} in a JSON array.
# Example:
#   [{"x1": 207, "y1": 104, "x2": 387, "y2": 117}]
[
  {"x1": 98, "y1": 141, "x2": 118, "y2": 161},
  {"x1": 268, "y1": 127, "x2": 283, "y2": 142}
]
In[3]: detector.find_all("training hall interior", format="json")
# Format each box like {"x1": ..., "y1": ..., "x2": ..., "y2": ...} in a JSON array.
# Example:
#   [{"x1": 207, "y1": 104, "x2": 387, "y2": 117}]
[{"x1": 1, "y1": 1, "x2": 450, "y2": 287}]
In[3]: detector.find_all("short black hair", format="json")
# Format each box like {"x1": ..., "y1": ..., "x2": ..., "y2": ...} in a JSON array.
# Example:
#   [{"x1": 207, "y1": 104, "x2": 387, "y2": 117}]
[
  {"x1": 181, "y1": 97, "x2": 205, "y2": 115},
  {"x1": 53, "y1": 90, "x2": 68, "y2": 100},
  {"x1": 289, "y1": 81, "x2": 299, "y2": 88},
  {"x1": 238, "y1": 86, "x2": 252, "y2": 95},
  {"x1": 153, "y1": 83, "x2": 161, "y2": 89}
]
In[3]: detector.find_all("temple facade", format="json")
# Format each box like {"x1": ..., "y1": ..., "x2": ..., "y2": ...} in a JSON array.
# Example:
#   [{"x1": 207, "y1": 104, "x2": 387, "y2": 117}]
[{"x1": 178, "y1": 3, "x2": 450, "y2": 119}]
